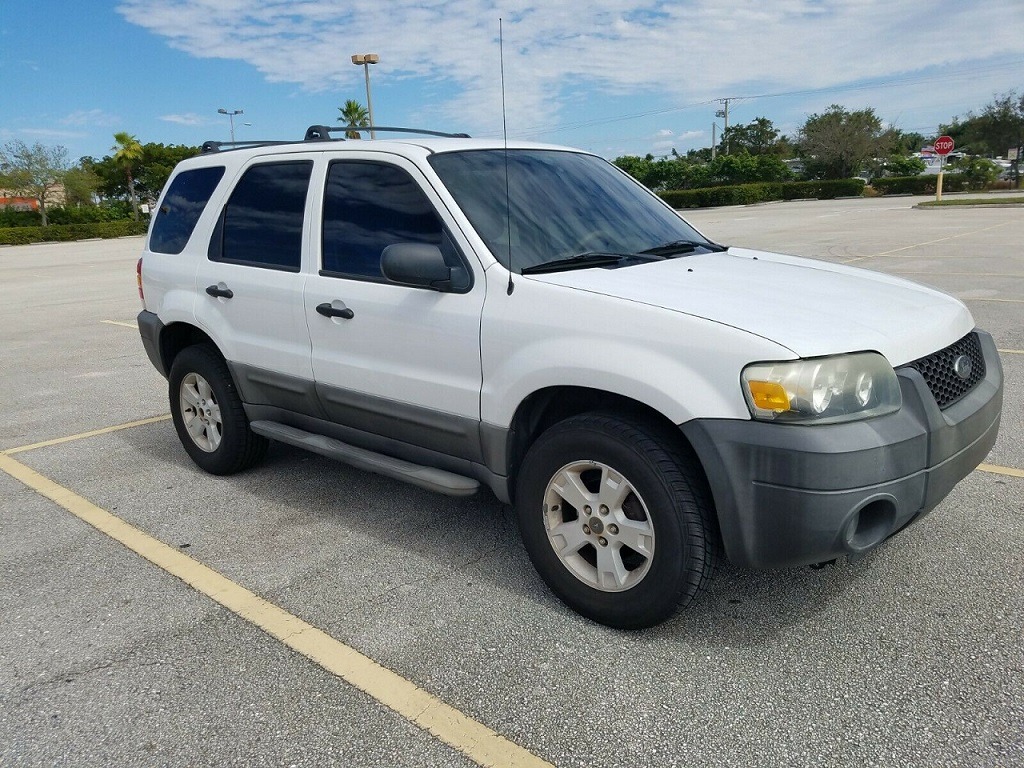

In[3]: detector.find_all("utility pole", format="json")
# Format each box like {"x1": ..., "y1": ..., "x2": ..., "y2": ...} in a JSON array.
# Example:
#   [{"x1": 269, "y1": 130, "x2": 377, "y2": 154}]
[
  {"x1": 715, "y1": 97, "x2": 736, "y2": 155},
  {"x1": 711, "y1": 123, "x2": 718, "y2": 160}
]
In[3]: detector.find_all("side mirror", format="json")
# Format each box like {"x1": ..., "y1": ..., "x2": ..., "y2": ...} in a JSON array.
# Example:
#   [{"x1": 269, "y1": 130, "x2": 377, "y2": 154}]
[{"x1": 381, "y1": 243, "x2": 452, "y2": 291}]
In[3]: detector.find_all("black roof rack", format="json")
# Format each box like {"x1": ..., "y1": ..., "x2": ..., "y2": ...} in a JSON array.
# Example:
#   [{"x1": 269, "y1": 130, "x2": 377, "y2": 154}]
[
  {"x1": 201, "y1": 125, "x2": 471, "y2": 154},
  {"x1": 305, "y1": 125, "x2": 471, "y2": 140},
  {"x1": 201, "y1": 140, "x2": 292, "y2": 154}
]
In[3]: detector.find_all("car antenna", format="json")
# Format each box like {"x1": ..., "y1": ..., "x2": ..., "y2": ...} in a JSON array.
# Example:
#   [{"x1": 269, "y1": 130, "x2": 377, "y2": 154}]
[{"x1": 500, "y1": 18, "x2": 514, "y2": 296}]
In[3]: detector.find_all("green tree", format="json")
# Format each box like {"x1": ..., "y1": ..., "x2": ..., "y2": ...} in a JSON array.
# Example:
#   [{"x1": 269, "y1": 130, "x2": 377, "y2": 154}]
[
  {"x1": 614, "y1": 154, "x2": 652, "y2": 183},
  {"x1": 685, "y1": 146, "x2": 713, "y2": 163},
  {"x1": 85, "y1": 142, "x2": 200, "y2": 207},
  {"x1": 337, "y1": 99, "x2": 370, "y2": 139},
  {"x1": 880, "y1": 154, "x2": 927, "y2": 177},
  {"x1": 614, "y1": 151, "x2": 793, "y2": 191},
  {"x1": 111, "y1": 132, "x2": 144, "y2": 220},
  {"x1": 613, "y1": 154, "x2": 698, "y2": 191},
  {"x1": 797, "y1": 105, "x2": 896, "y2": 180},
  {"x1": 891, "y1": 131, "x2": 926, "y2": 155},
  {"x1": 948, "y1": 156, "x2": 1001, "y2": 190},
  {"x1": 940, "y1": 90, "x2": 1024, "y2": 157},
  {"x1": 136, "y1": 143, "x2": 202, "y2": 200},
  {"x1": 720, "y1": 118, "x2": 792, "y2": 157},
  {"x1": 693, "y1": 153, "x2": 793, "y2": 187},
  {"x1": 61, "y1": 164, "x2": 102, "y2": 207},
  {"x1": 0, "y1": 139, "x2": 71, "y2": 226}
]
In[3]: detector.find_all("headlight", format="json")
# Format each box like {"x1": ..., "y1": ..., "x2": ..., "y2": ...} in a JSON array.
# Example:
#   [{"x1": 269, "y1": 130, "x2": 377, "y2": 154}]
[{"x1": 742, "y1": 352, "x2": 901, "y2": 424}]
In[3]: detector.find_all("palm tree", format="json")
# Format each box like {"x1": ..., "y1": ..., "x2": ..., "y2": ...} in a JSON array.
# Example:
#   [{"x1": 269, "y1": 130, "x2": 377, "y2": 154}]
[
  {"x1": 111, "y1": 132, "x2": 143, "y2": 221},
  {"x1": 337, "y1": 100, "x2": 370, "y2": 139}
]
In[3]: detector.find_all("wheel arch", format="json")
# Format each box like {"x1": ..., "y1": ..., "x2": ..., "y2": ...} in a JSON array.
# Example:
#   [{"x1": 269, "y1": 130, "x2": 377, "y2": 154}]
[
  {"x1": 505, "y1": 386, "x2": 711, "y2": 506},
  {"x1": 158, "y1": 322, "x2": 220, "y2": 375}
]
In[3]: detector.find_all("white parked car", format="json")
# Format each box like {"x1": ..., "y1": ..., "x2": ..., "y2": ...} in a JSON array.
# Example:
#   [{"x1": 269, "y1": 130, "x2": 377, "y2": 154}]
[{"x1": 137, "y1": 126, "x2": 1003, "y2": 628}]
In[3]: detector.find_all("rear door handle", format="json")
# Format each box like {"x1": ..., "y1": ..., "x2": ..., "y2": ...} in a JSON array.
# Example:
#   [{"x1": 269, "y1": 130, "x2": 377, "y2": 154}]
[
  {"x1": 205, "y1": 284, "x2": 234, "y2": 299},
  {"x1": 316, "y1": 302, "x2": 354, "y2": 320}
]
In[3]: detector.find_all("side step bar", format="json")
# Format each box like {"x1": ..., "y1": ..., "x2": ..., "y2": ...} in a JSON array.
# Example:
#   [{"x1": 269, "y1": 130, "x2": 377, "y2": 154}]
[{"x1": 249, "y1": 421, "x2": 480, "y2": 497}]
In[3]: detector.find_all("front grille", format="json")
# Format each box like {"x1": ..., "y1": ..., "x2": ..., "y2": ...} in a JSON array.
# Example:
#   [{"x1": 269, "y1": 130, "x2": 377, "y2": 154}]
[{"x1": 903, "y1": 332, "x2": 985, "y2": 409}]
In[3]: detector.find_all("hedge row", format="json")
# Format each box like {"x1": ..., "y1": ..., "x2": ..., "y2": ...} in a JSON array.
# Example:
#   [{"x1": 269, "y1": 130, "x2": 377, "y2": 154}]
[
  {"x1": 659, "y1": 179, "x2": 865, "y2": 208},
  {"x1": 780, "y1": 179, "x2": 867, "y2": 199},
  {"x1": 0, "y1": 220, "x2": 149, "y2": 246},
  {"x1": 870, "y1": 175, "x2": 970, "y2": 195},
  {"x1": 0, "y1": 204, "x2": 139, "y2": 228}
]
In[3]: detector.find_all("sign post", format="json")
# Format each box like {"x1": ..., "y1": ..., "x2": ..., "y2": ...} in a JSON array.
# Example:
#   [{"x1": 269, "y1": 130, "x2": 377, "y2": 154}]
[{"x1": 933, "y1": 135, "x2": 955, "y2": 201}]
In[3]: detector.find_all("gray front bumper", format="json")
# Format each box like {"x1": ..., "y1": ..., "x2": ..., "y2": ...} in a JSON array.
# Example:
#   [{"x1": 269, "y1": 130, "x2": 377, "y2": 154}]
[{"x1": 682, "y1": 330, "x2": 1003, "y2": 569}]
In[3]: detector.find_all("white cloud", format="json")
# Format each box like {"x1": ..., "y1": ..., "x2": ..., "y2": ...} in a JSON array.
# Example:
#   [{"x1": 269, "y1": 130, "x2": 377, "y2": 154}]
[
  {"x1": 61, "y1": 109, "x2": 120, "y2": 127},
  {"x1": 20, "y1": 128, "x2": 85, "y2": 139},
  {"x1": 116, "y1": 0, "x2": 1024, "y2": 141},
  {"x1": 160, "y1": 113, "x2": 208, "y2": 125}
]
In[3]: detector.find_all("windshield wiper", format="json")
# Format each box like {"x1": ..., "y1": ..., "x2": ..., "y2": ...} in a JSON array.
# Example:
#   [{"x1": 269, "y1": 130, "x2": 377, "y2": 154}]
[
  {"x1": 639, "y1": 239, "x2": 727, "y2": 257},
  {"x1": 520, "y1": 252, "x2": 656, "y2": 275}
]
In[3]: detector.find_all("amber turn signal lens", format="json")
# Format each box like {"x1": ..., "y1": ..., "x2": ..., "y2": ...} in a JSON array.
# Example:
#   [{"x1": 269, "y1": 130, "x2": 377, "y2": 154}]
[{"x1": 746, "y1": 380, "x2": 790, "y2": 412}]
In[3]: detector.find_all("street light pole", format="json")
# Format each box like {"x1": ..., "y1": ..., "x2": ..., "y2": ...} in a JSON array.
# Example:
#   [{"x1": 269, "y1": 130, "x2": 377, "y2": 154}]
[
  {"x1": 217, "y1": 108, "x2": 243, "y2": 142},
  {"x1": 350, "y1": 53, "x2": 380, "y2": 139}
]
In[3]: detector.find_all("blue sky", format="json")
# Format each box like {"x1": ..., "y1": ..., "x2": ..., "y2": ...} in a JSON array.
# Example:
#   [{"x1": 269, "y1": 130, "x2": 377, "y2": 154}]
[{"x1": 2, "y1": 1, "x2": 1023, "y2": 163}]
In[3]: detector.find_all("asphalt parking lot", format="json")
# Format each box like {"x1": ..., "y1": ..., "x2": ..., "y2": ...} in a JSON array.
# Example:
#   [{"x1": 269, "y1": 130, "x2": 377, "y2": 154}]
[{"x1": 1, "y1": 195, "x2": 1022, "y2": 767}]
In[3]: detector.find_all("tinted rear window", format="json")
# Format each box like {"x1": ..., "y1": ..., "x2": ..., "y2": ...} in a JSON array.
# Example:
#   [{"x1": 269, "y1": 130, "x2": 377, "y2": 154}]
[
  {"x1": 150, "y1": 166, "x2": 225, "y2": 254},
  {"x1": 210, "y1": 161, "x2": 312, "y2": 272}
]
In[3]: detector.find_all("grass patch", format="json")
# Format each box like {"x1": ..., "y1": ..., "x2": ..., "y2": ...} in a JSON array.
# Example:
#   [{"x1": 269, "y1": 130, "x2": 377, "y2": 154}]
[{"x1": 917, "y1": 196, "x2": 1024, "y2": 207}]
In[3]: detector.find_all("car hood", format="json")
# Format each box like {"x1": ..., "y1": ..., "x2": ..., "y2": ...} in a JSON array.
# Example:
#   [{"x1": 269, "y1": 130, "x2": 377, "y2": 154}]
[{"x1": 526, "y1": 247, "x2": 974, "y2": 364}]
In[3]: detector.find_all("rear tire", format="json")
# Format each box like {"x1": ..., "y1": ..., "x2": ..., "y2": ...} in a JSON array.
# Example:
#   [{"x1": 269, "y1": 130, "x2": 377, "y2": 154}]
[
  {"x1": 168, "y1": 345, "x2": 268, "y2": 475},
  {"x1": 515, "y1": 413, "x2": 717, "y2": 629}
]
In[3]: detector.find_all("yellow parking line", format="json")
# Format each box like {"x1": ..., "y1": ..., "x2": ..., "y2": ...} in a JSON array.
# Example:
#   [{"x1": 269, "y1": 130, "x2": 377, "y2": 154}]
[
  {"x1": 4, "y1": 410, "x2": 1019, "y2": 767},
  {"x1": 962, "y1": 297, "x2": 1024, "y2": 303},
  {"x1": 2, "y1": 415, "x2": 172, "y2": 455},
  {"x1": 840, "y1": 220, "x2": 1015, "y2": 263},
  {"x1": 101, "y1": 320, "x2": 138, "y2": 329},
  {"x1": 0, "y1": 453, "x2": 552, "y2": 768},
  {"x1": 891, "y1": 271, "x2": 1024, "y2": 278},
  {"x1": 977, "y1": 463, "x2": 1024, "y2": 479}
]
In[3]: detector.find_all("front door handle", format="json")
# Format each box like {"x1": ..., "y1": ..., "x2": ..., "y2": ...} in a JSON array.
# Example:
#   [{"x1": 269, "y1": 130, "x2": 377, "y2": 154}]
[
  {"x1": 316, "y1": 302, "x2": 354, "y2": 320},
  {"x1": 205, "y1": 284, "x2": 234, "y2": 299}
]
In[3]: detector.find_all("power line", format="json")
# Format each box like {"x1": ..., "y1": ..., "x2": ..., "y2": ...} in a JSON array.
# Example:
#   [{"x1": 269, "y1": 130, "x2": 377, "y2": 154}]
[
  {"x1": 506, "y1": 60, "x2": 1022, "y2": 139},
  {"x1": 506, "y1": 97, "x2": 719, "y2": 138}
]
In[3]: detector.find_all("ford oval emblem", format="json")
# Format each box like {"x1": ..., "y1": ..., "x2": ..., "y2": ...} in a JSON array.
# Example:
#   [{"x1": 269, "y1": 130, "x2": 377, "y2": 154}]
[{"x1": 953, "y1": 354, "x2": 973, "y2": 381}]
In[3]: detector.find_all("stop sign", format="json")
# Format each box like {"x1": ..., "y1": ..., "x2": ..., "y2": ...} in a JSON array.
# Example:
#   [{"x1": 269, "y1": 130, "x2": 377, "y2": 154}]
[{"x1": 934, "y1": 135, "x2": 955, "y2": 155}]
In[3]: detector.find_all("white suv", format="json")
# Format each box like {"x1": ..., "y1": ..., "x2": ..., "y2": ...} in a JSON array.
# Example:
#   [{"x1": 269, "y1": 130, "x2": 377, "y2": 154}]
[{"x1": 137, "y1": 126, "x2": 1003, "y2": 628}]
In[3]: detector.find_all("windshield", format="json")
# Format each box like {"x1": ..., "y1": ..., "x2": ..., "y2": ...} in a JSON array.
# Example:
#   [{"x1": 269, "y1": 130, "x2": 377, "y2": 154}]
[{"x1": 428, "y1": 149, "x2": 712, "y2": 272}]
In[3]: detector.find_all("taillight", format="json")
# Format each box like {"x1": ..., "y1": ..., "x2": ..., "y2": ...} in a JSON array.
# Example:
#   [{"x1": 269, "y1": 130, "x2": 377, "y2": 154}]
[{"x1": 137, "y1": 257, "x2": 144, "y2": 302}]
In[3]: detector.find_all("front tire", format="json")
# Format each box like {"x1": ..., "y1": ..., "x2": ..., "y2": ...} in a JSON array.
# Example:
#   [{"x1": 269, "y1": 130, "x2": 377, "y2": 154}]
[
  {"x1": 515, "y1": 413, "x2": 717, "y2": 629},
  {"x1": 168, "y1": 345, "x2": 268, "y2": 475}
]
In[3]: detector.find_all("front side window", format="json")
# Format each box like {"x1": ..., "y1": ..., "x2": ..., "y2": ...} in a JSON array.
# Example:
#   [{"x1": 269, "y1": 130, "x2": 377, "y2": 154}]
[
  {"x1": 210, "y1": 161, "x2": 312, "y2": 271},
  {"x1": 150, "y1": 166, "x2": 224, "y2": 254},
  {"x1": 429, "y1": 150, "x2": 712, "y2": 272},
  {"x1": 321, "y1": 161, "x2": 469, "y2": 289}
]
